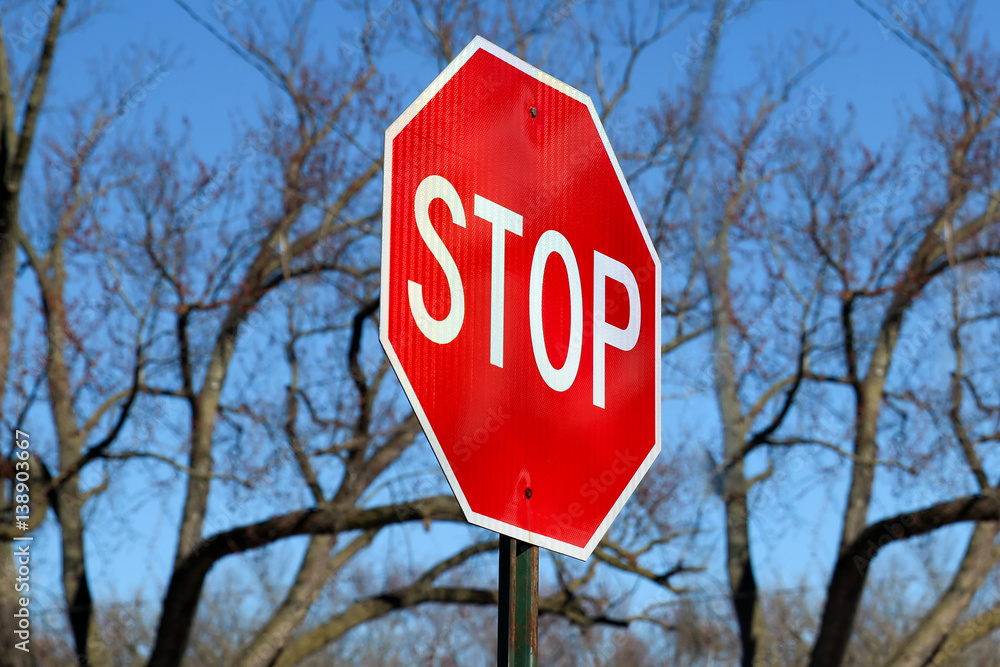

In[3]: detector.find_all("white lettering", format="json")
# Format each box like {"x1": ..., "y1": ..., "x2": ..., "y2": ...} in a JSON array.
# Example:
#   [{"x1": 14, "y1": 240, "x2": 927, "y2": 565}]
[
  {"x1": 408, "y1": 175, "x2": 466, "y2": 344},
  {"x1": 529, "y1": 231, "x2": 583, "y2": 392},
  {"x1": 475, "y1": 194, "x2": 523, "y2": 367},
  {"x1": 593, "y1": 252, "x2": 640, "y2": 408}
]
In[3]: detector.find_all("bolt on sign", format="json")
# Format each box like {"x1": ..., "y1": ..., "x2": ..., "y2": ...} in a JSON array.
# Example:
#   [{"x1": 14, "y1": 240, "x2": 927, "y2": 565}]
[{"x1": 381, "y1": 36, "x2": 661, "y2": 561}]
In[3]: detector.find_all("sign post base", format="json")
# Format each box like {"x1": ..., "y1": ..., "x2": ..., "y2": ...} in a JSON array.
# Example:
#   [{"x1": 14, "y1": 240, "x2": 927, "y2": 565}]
[{"x1": 498, "y1": 535, "x2": 538, "y2": 666}]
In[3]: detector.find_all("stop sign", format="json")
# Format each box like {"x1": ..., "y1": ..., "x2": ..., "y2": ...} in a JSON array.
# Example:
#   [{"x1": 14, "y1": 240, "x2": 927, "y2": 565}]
[{"x1": 380, "y1": 37, "x2": 661, "y2": 560}]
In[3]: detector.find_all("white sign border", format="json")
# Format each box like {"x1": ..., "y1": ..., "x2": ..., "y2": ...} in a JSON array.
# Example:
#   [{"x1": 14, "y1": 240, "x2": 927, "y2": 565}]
[{"x1": 380, "y1": 35, "x2": 662, "y2": 561}]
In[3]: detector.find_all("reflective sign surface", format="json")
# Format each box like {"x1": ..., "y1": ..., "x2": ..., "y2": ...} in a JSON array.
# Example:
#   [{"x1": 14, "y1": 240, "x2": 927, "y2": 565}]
[{"x1": 381, "y1": 36, "x2": 661, "y2": 560}]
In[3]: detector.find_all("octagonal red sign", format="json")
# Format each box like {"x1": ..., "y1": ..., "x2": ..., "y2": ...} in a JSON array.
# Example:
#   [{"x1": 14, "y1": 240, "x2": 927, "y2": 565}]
[{"x1": 380, "y1": 36, "x2": 661, "y2": 560}]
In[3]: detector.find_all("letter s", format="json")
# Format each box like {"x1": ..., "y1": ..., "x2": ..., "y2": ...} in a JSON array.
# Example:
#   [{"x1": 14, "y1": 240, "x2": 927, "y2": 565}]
[{"x1": 408, "y1": 175, "x2": 466, "y2": 344}]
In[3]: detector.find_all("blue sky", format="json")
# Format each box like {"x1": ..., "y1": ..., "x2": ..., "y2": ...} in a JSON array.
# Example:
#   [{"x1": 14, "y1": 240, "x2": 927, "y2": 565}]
[{"x1": 10, "y1": 0, "x2": 1000, "y2": 650}]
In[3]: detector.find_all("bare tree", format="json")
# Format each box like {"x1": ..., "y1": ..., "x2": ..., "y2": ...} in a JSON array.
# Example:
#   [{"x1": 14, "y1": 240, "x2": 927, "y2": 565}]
[
  {"x1": 5, "y1": 1, "x2": 999, "y2": 666},
  {"x1": 665, "y1": 1, "x2": 1000, "y2": 664},
  {"x1": 2, "y1": 1, "x2": 709, "y2": 666}
]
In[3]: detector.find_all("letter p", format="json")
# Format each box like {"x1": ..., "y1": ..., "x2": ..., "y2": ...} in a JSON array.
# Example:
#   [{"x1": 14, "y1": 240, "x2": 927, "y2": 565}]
[{"x1": 593, "y1": 252, "x2": 640, "y2": 408}]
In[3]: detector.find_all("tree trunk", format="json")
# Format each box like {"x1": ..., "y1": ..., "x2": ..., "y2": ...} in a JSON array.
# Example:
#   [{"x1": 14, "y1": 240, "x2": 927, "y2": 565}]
[
  {"x1": 724, "y1": 472, "x2": 768, "y2": 666},
  {"x1": 883, "y1": 522, "x2": 1000, "y2": 667},
  {"x1": 232, "y1": 534, "x2": 337, "y2": 667},
  {"x1": 0, "y1": 191, "x2": 15, "y2": 431},
  {"x1": 58, "y1": 476, "x2": 109, "y2": 667},
  {"x1": 44, "y1": 274, "x2": 109, "y2": 667},
  {"x1": 0, "y1": 192, "x2": 20, "y2": 667},
  {"x1": 710, "y1": 206, "x2": 769, "y2": 666}
]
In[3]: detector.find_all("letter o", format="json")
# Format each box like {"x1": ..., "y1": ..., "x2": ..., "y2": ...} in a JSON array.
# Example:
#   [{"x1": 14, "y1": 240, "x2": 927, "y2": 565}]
[{"x1": 529, "y1": 230, "x2": 583, "y2": 392}]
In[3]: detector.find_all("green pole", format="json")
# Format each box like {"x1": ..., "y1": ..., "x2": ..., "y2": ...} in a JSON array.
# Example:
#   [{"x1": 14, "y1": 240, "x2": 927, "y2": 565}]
[{"x1": 498, "y1": 535, "x2": 538, "y2": 666}]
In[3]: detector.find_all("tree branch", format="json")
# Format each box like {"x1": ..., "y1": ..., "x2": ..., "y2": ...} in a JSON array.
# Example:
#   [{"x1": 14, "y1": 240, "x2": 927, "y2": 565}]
[
  {"x1": 810, "y1": 492, "x2": 1000, "y2": 667},
  {"x1": 147, "y1": 495, "x2": 466, "y2": 667},
  {"x1": 9, "y1": 0, "x2": 69, "y2": 187}
]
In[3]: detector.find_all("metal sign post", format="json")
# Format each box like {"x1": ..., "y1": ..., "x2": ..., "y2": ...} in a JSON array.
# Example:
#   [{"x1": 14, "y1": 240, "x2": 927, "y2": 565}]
[
  {"x1": 498, "y1": 536, "x2": 538, "y2": 666},
  {"x1": 382, "y1": 34, "x2": 661, "y2": 663}
]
